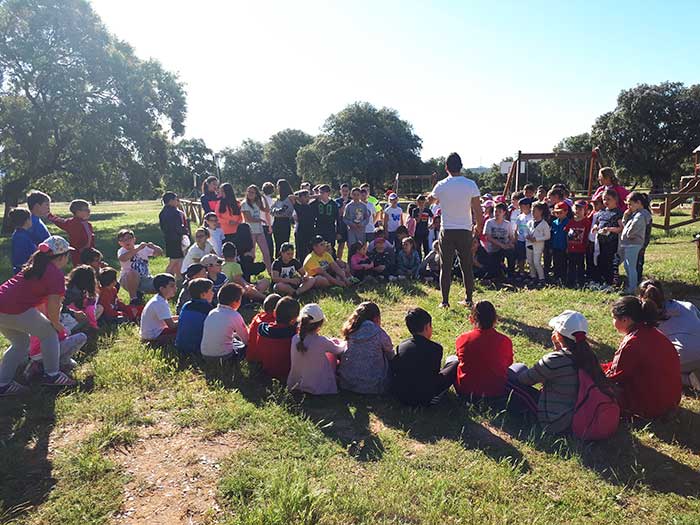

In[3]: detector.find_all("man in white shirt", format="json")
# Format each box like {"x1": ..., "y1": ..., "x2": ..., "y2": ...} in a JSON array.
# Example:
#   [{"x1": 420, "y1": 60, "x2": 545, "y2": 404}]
[{"x1": 430, "y1": 152, "x2": 483, "y2": 308}]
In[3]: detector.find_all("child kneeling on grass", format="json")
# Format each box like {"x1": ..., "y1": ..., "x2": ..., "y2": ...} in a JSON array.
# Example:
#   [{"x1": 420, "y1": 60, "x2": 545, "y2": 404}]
[
  {"x1": 247, "y1": 294, "x2": 281, "y2": 364},
  {"x1": 175, "y1": 278, "x2": 215, "y2": 355},
  {"x1": 338, "y1": 302, "x2": 394, "y2": 394},
  {"x1": 140, "y1": 273, "x2": 179, "y2": 347},
  {"x1": 257, "y1": 296, "x2": 300, "y2": 381},
  {"x1": 391, "y1": 308, "x2": 458, "y2": 406},
  {"x1": 271, "y1": 242, "x2": 315, "y2": 296},
  {"x1": 201, "y1": 283, "x2": 248, "y2": 361},
  {"x1": 287, "y1": 303, "x2": 346, "y2": 395}
]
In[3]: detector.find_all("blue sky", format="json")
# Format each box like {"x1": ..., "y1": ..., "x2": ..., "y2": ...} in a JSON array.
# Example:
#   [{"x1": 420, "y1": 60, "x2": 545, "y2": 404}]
[{"x1": 90, "y1": 0, "x2": 698, "y2": 167}]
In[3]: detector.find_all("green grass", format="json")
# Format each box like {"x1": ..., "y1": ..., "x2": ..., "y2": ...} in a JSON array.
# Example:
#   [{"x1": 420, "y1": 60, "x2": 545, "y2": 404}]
[{"x1": 1, "y1": 201, "x2": 700, "y2": 524}]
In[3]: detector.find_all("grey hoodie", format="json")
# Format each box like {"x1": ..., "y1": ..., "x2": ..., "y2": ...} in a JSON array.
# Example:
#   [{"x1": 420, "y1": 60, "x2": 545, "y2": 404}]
[
  {"x1": 338, "y1": 320, "x2": 394, "y2": 394},
  {"x1": 659, "y1": 300, "x2": 700, "y2": 365},
  {"x1": 343, "y1": 201, "x2": 371, "y2": 229},
  {"x1": 620, "y1": 209, "x2": 652, "y2": 247}
]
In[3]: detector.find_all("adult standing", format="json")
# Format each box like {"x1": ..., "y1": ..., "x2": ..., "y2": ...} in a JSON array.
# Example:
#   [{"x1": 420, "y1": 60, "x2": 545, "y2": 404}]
[
  {"x1": 0, "y1": 236, "x2": 77, "y2": 396},
  {"x1": 270, "y1": 179, "x2": 296, "y2": 257},
  {"x1": 200, "y1": 176, "x2": 220, "y2": 214},
  {"x1": 591, "y1": 167, "x2": 630, "y2": 212},
  {"x1": 431, "y1": 152, "x2": 483, "y2": 309}
]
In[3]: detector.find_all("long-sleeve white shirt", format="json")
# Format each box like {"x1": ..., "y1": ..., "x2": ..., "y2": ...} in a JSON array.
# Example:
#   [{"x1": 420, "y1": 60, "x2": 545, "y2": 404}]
[{"x1": 200, "y1": 304, "x2": 248, "y2": 357}]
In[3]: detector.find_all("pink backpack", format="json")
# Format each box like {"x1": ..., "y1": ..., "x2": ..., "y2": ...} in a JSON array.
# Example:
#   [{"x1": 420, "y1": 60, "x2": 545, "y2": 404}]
[{"x1": 571, "y1": 369, "x2": 620, "y2": 440}]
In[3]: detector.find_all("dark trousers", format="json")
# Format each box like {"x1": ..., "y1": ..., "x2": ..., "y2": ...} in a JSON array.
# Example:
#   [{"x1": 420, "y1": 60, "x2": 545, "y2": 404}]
[
  {"x1": 543, "y1": 239, "x2": 552, "y2": 276},
  {"x1": 597, "y1": 241, "x2": 618, "y2": 285},
  {"x1": 637, "y1": 245, "x2": 647, "y2": 281},
  {"x1": 272, "y1": 218, "x2": 291, "y2": 256},
  {"x1": 438, "y1": 229, "x2": 474, "y2": 304},
  {"x1": 552, "y1": 249, "x2": 567, "y2": 283},
  {"x1": 295, "y1": 231, "x2": 312, "y2": 264},
  {"x1": 585, "y1": 241, "x2": 598, "y2": 282},
  {"x1": 487, "y1": 249, "x2": 514, "y2": 279},
  {"x1": 415, "y1": 233, "x2": 430, "y2": 259},
  {"x1": 567, "y1": 252, "x2": 585, "y2": 288}
]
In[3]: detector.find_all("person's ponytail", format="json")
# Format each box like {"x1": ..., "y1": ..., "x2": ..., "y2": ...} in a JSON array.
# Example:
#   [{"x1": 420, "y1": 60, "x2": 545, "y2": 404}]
[
  {"x1": 22, "y1": 250, "x2": 57, "y2": 280},
  {"x1": 563, "y1": 333, "x2": 615, "y2": 397},
  {"x1": 612, "y1": 295, "x2": 659, "y2": 327},
  {"x1": 639, "y1": 279, "x2": 668, "y2": 320},
  {"x1": 296, "y1": 315, "x2": 323, "y2": 353}
]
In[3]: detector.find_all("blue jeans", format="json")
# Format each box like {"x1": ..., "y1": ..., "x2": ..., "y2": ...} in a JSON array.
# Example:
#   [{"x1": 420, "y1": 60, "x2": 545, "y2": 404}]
[{"x1": 622, "y1": 244, "x2": 642, "y2": 293}]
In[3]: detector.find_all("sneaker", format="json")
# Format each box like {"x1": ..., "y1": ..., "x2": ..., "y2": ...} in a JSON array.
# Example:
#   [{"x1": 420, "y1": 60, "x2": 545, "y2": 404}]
[
  {"x1": 438, "y1": 302, "x2": 450, "y2": 309},
  {"x1": 457, "y1": 300, "x2": 474, "y2": 309},
  {"x1": 388, "y1": 275, "x2": 398, "y2": 282},
  {"x1": 0, "y1": 381, "x2": 30, "y2": 397},
  {"x1": 689, "y1": 371, "x2": 700, "y2": 392},
  {"x1": 40, "y1": 371, "x2": 77, "y2": 387}
]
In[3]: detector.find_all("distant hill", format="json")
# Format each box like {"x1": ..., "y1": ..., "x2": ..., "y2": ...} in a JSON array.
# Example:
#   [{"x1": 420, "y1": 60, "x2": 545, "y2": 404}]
[{"x1": 465, "y1": 166, "x2": 490, "y2": 174}]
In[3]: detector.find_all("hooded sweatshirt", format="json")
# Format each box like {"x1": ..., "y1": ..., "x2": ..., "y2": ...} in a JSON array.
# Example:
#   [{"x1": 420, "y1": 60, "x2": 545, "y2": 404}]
[
  {"x1": 620, "y1": 209, "x2": 652, "y2": 247},
  {"x1": 659, "y1": 300, "x2": 700, "y2": 366},
  {"x1": 338, "y1": 320, "x2": 394, "y2": 394}
]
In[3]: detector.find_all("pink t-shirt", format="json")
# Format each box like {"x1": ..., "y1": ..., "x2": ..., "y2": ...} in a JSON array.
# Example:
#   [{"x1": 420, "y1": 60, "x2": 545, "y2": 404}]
[{"x1": 0, "y1": 263, "x2": 66, "y2": 315}]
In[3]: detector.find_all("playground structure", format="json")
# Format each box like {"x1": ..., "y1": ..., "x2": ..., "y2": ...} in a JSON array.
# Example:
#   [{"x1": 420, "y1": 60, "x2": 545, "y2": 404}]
[
  {"x1": 392, "y1": 172, "x2": 438, "y2": 200},
  {"x1": 502, "y1": 147, "x2": 602, "y2": 197},
  {"x1": 649, "y1": 145, "x2": 700, "y2": 233},
  {"x1": 179, "y1": 198, "x2": 204, "y2": 225}
]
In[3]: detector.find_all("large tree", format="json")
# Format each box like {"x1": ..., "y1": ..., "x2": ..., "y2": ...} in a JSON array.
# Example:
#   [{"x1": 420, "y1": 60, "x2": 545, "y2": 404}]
[
  {"x1": 0, "y1": 0, "x2": 186, "y2": 228},
  {"x1": 166, "y1": 138, "x2": 216, "y2": 197},
  {"x1": 218, "y1": 139, "x2": 270, "y2": 192},
  {"x1": 263, "y1": 129, "x2": 313, "y2": 188},
  {"x1": 592, "y1": 82, "x2": 700, "y2": 190},
  {"x1": 296, "y1": 102, "x2": 423, "y2": 190}
]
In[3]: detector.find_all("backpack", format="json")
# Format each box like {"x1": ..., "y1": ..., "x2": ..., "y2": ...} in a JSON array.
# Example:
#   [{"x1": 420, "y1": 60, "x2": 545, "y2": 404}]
[{"x1": 571, "y1": 369, "x2": 620, "y2": 440}]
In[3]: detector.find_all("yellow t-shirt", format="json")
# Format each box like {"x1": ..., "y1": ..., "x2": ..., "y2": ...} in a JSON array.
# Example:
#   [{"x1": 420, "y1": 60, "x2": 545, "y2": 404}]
[
  {"x1": 223, "y1": 261, "x2": 243, "y2": 281},
  {"x1": 303, "y1": 252, "x2": 334, "y2": 276}
]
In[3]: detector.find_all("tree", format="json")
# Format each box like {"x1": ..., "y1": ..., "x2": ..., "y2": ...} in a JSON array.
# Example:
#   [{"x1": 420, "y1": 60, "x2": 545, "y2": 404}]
[
  {"x1": 263, "y1": 129, "x2": 313, "y2": 188},
  {"x1": 219, "y1": 139, "x2": 270, "y2": 192},
  {"x1": 592, "y1": 82, "x2": 700, "y2": 190},
  {"x1": 296, "y1": 102, "x2": 423, "y2": 190},
  {"x1": 166, "y1": 138, "x2": 216, "y2": 197},
  {"x1": 0, "y1": 0, "x2": 186, "y2": 229},
  {"x1": 537, "y1": 133, "x2": 594, "y2": 191}
]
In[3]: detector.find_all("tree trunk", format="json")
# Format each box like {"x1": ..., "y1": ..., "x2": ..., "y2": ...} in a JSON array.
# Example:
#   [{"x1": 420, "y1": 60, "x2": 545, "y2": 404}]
[{"x1": 1, "y1": 179, "x2": 25, "y2": 235}]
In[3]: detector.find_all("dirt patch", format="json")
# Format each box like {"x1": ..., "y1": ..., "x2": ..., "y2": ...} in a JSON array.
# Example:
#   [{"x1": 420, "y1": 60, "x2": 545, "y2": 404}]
[{"x1": 111, "y1": 422, "x2": 245, "y2": 525}]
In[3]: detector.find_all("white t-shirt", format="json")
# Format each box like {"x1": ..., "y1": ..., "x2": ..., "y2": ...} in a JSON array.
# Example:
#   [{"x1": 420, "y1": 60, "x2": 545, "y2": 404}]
[
  {"x1": 140, "y1": 294, "x2": 172, "y2": 340},
  {"x1": 207, "y1": 227, "x2": 225, "y2": 256},
  {"x1": 431, "y1": 175, "x2": 480, "y2": 231},
  {"x1": 180, "y1": 241, "x2": 216, "y2": 273},
  {"x1": 515, "y1": 212, "x2": 532, "y2": 242},
  {"x1": 263, "y1": 195, "x2": 274, "y2": 227},
  {"x1": 200, "y1": 305, "x2": 249, "y2": 357},
  {"x1": 365, "y1": 201, "x2": 377, "y2": 233},
  {"x1": 384, "y1": 205, "x2": 403, "y2": 233},
  {"x1": 241, "y1": 201, "x2": 264, "y2": 235},
  {"x1": 118, "y1": 246, "x2": 154, "y2": 278}
]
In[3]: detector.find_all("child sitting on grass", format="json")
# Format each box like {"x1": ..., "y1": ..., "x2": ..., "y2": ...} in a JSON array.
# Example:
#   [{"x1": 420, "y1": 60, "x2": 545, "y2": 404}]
[
  {"x1": 396, "y1": 237, "x2": 421, "y2": 280},
  {"x1": 117, "y1": 229, "x2": 163, "y2": 306},
  {"x1": 80, "y1": 247, "x2": 104, "y2": 272},
  {"x1": 48, "y1": 199, "x2": 95, "y2": 267},
  {"x1": 175, "y1": 278, "x2": 215, "y2": 355},
  {"x1": 368, "y1": 236, "x2": 395, "y2": 280},
  {"x1": 200, "y1": 254, "x2": 228, "y2": 304},
  {"x1": 180, "y1": 227, "x2": 216, "y2": 273},
  {"x1": 98, "y1": 267, "x2": 135, "y2": 324},
  {"x1": 420, "y1": 240, "x2": 440, "y2": 283},
  {"x1": 338, "y1": 302, "x2": 394, "y2": 394},
  {"x1": 221, "y1": 242, "x2": 270, "y2": 302},
  {"x1": 176, "y1": 263, "x2": 207, "y2": 315},
  {"x1": 140, "y1": 273, "x2": 179, "y2": 347},
  {"x1": 303, "y1": 236, "x2": 351, "y2": 289},
  {"x1": 349, "y1": 242, "x2": 376, "y2": 281},
  {"x1": 63, "y1": 265, "x2": 102, "y2": 331},
  {"x1": 247, "y1": 294, "x2": 281, "y2": 364},
  {"x1": 25, "y1": 327, "x2": 88, "y2": 380},
  {"x1": 391, "y1": 308, "x2": 458, "y2": 406},
  {"x1": 201, "y1": 283, "x2": 248, "y2": 361},
  {"x1": 9, "y1": 207, "x2": 35, "y2": 274},
  {"x1": 257, "y1": 296, "x2": 300, "y2": 381},
  {"x1": 271, "y1": 242, "x2": 315, "y2": 296},
  {"x1": 287, "y1": 303, "x2": 347, "y2": 395}
]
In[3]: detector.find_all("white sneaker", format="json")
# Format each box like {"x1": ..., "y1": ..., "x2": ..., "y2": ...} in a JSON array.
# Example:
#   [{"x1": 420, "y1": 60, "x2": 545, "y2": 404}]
[{"x1": 689, "y1": 371, "x2": 700, "y2": 392}]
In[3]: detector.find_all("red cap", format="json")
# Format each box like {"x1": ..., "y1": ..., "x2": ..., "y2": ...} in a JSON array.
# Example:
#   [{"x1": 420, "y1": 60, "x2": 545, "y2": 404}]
[{"x1": 554, "y1": 202, "x2": 570, "y2": 213}]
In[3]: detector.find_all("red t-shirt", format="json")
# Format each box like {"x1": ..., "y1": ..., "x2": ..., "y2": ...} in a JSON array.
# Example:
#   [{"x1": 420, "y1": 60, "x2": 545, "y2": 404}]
[
  {"x1": 257, "y1": 321, "x2": 297, "y2": 381},
  {"x1": 246, "y1": 311, "x2": 275, "y2": 363},
  {"x1": 605, "y1": 324, "x2": 681, "y2": 418},
  {"x1": 564, "y1": 217, "x2": 591, "y2": 254},
  {"x1": 455, "y1": 328, "x2": 513, "y2": 397},
  {"x1": 0, "y1": 263, "x2": 66, "y2": 314}
]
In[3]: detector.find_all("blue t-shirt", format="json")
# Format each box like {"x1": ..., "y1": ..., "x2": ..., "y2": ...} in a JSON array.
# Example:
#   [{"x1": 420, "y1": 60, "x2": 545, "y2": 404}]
[
  {"x1": 175, "y1": 299, "x2": 214, "y2": 355},
  {"x1": 12, "y1": 228, "x2": 37, "y2": 274},
  {"x1": 551, "y1": 218, "x2": 569, "y2": 251},
  {"x1": 28, "y1": 215, "x2": 50, "y2": 244}
]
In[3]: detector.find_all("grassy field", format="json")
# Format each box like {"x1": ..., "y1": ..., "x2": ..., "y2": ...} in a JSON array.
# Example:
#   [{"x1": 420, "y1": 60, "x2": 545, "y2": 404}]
[{"x1": 1, "y1": 200, "x2": 700, "y2": 524}]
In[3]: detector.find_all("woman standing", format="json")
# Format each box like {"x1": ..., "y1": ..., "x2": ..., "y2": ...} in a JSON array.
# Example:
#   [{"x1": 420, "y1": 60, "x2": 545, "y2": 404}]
[
  {"x1": 591, "y1": 167, "x2": 630, "y2": 212},
  {"x1": 270, "y1": 179, "x2": 295, "y2": 256},
  {"x1": 200, "y1": 176, "x2": 220, "y2": 214},
  {"x1": 0, "y1": 236, "x2": 77, "y2": 396},
  {"x1": 241, "y1": 184, "x2": 272, "y2": 274},
  {"x1": 216, "y1": 183, "x2": 243, "y2": 245}
]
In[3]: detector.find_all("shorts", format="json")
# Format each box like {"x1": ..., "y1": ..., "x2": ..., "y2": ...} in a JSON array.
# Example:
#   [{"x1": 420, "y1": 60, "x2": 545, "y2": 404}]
[
  {"x1": 120, "y1": 272, "x2": 155, "y2": 294},
  {"x1": 515, "y1": 240, "x2": 526, "y2": 261},
  {"x1": 165, "y1": 237, "x2": 184, "y2": 259},
  {"x1": 337, "y1": 223, "x2": 348, "y2": 242}
]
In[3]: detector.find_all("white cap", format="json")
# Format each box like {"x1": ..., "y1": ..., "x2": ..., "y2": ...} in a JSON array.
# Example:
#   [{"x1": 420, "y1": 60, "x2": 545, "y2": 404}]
[
  {"x1": 300, "y1": 303, "x2": 325, "y2": 323},
  {"x1": 548, "y1": 310, "x2": 588, "y2": 340}
]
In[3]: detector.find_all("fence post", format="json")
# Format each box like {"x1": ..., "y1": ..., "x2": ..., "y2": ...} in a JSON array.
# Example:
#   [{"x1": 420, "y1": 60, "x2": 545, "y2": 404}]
[{"x1": 664, "y1": 195, "x2": 671, "y2": 235}]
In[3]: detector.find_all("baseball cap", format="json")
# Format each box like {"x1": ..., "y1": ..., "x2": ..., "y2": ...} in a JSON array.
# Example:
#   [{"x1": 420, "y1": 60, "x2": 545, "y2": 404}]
[
  {"x1": 518, "y1": 197, "x2": 533, "y2": 206},
  {"x1": 37, "y1": 235, "x2": 74, "y2": 255},
  {"x1": 200, "y1": 254, "x2": 225, "y2": 266},
  {"x1": 311, "y1": 235, "x2": 326, "y2": 246},
  {"x1": 185, "y1": 263, "x2": 206, "y2": 279},
  {"x1": 482, "y1": 200, "x2": 495, "y2": 208},
  {"x1": 300, "y1": 303, "x2": 325, "y2": 323},
  {"x1": 554, "y1": 202, "x2": 570, "y2": 213},
  {"x1": 494, "y1": 195, "x2": 506, "y2": 203},
  {"x1": 574, "y1": 199, "x2": 587, "y2": 208},
  {"x1": 279, "y1": 242, "x2": 295, "y2": 252},
  {"x1": 388, "y1": 193, "x2": 398, "y2": 200},
  {"x1": 548, "y1": 310, "x2": 588, "y2": 340}
]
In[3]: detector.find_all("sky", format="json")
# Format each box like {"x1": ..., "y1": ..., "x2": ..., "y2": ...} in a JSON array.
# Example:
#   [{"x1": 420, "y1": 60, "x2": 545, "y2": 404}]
[{"x1": 90, "y1": 0, "x2": 699, "y2": 168}]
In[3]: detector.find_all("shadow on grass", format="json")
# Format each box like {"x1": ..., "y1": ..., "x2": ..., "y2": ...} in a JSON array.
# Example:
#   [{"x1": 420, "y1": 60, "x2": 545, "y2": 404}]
[
  {"x1": 86, "y1": 212, "x2": 126, "y2": 222},
  {"x1": 0, "y1": 391, "x2": 58, "y2": 520}
]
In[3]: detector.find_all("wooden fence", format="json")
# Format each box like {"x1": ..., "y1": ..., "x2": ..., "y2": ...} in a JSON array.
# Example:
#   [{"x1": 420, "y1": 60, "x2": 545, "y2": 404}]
[
  {"x1": 650, "y1": 192, "x2": 700, "y2": 234},
  {"x1": 180, "y1": 199, "x2": 204, "y2": 225}
]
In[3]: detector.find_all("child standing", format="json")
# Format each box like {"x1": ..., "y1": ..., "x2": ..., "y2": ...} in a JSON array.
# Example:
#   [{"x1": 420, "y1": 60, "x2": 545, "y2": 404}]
[
  {"x1": 335, "y1": 184, "x2": 352, "y2": 261},
  {"x1": 514, "y1": 198, "x2": 533, "y2": 275},
  {"x1": 48, "y1": 199, "x2": 95, "y2": 267},
  {"x1": 10, "y1": 208, "x2": 36, "y2": 274},
  {"x1": 592, "y1": 189, "x2": 623, "y2": 287},
  {"x1": 140, "y1": 273, "x2": 179, "y2": 347},
  {"x1": 313, "y1": 184, "x2": 339, "y2": 252},
  {"x1": 411, "y1": 195, "x2": 433, "y2": 258},
  {"x1": 159, "y1": 192, "x2": 189, "y2": 279},
  {"x1": 204, "y1": 212, "x2": 225, "y2": 256},
  {"x1": 526, "y1": 202, "x2": 551, "y2": 284},
  {"x1": 293, "y1": 189, "x2": 315, "y2": 264},
  {"x1": 175, "y1": 278, "x2": 215, "y2": 355},
  {"x1": 391, "y1": 308, "x2": 457, "y2": 406},
  {"x1": 483, "y1": 203, "x2": 514, "y2": 279},
  {"x1": 247, "y1": 294, "x2": 281, "y2": 364},
  {"x1": 396, "y1": 237, "x2": 421, "y2": 280},
  {"x1": 257, "y1": 296, "x2": 300, "y2": 381},
  {"x1": 565, "y1": 200, "x2": 591, "y2": 288},
  {"x1": 343, "y1": 188, "x2": 371, "y2": 247},
  {"x1": 338, "y1": 302, "x2": 394, "y2": 394},
  {"x1": 117, "y1": 229, "x2": 162, "y2": 305},
  {"x1": 360, "y1": 188, "x2": 378, "y2": 243},
  {"x1": 180, "y1": 227, "x2": 216, "y2": 273},
  {"x1": 201, "y1": 283, "x2": 249, "y2": 361},
  {"x1": 26, "y1": 190, "x2": 51, "y2": 244},
  {"x1": 383, "y1": 193, "x2": 404, "y2": 245},
  {"x1": 287, "y1": 303, "x2": 347, "y2": 395},
  {"x1": 619, "y1": 192, "x2": 652, "y2": 294},
  {"x1": 271, "y1": 242, "x2": 316, "y2": 296},
  {"x1": 550, "y1": 202, "x2": 571, "y2": 284}
]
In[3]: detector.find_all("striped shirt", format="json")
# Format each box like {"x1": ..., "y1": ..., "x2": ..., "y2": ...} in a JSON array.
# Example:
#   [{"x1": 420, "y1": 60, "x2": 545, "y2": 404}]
[{"x1": 518, "y1": 351, "x2": 578, "y2": 434}]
